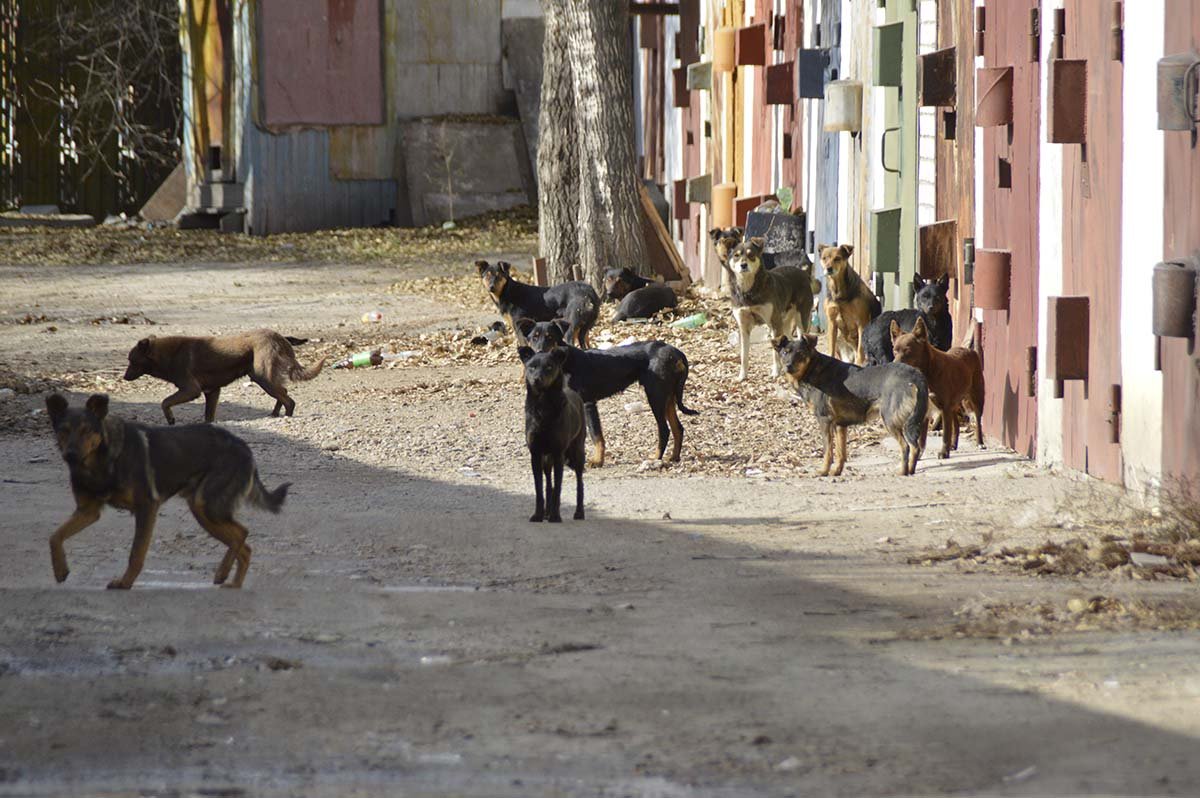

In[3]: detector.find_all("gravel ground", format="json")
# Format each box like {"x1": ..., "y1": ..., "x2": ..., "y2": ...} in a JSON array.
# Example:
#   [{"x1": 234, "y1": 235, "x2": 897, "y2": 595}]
[{"x1": 2, "y1": 237, "x2": 1200, "y2": 797}]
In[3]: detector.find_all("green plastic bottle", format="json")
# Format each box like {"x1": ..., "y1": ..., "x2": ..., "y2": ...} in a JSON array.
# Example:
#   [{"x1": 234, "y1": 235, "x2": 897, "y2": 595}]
[{"x1": 670, "y1": 312, "x2": 707, "y2": 329}]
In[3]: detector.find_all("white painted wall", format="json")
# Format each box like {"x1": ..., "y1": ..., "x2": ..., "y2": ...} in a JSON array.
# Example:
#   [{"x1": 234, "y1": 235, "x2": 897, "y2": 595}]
[
  {"x1": 972, "y1": 0, "x2": 985, "y2": 330},
  {"x1": 500, "y1": 0, "x2": 541, "y2": 18},
  {"x1": 916, "y1": 0, "x2": 938, "y2": 227},
  {"x1": 1036, "y1": 0, "x2": 1065, "y2": 469},
  {"x1": 1118, "y1": 0, "x2": 1165, "y2": 494}
]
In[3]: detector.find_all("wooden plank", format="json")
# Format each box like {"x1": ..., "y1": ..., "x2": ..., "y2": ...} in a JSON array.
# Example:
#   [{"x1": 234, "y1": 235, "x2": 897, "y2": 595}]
[
  {"x1": 919, "y1": 219, "x2": 958, "y2": 279},
  {"x1": 639, "y1": 183, "x2": 689, "y2": 284}
]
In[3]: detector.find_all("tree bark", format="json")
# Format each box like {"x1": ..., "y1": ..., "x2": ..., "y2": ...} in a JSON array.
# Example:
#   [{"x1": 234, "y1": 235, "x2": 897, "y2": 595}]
[
  {"x1": 537, "y1": 0, "x2": 580, "y2": 283},
  {"x1": 563, "y1": 0, "x2": 649, "y2": 286}
]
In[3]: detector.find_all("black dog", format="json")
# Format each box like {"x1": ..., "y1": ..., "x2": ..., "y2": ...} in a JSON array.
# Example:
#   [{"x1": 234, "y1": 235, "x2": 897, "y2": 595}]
[
  {"x1": 477, "y1": 260, "x2": 599, "y2": 348},
  {"x1": 603, "y1": 267, "x2": 678, "y2": 321},
  {"x1": 518, "y1": 319, "x2": 698, "y2": 466},
  {"x1": 863, "y1": 274, "x2": 954, "y2": 365},
  {"x1": 518, "y1": 347, "x2": 585, "y2": 522}
]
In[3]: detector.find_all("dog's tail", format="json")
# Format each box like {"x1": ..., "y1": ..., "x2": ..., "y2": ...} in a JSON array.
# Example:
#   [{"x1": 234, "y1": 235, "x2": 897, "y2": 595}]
[
  {"x1": 285, "y1": 336, "x2": 309, "y2": 346},
  {"x1": 289, "y1": 356, "x2": 326, "y2": 382},
  {"x1": 248, "y1": 470, "x2": 290, "y2": 514},
  {"x1": 675, "y1": 353, "x2": 700, "y2": 416}
]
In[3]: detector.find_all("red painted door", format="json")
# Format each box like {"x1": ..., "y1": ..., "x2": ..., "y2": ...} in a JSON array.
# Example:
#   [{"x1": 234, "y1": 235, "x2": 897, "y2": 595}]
[
  {"x1": 980, "y1": 0, "x2": 1039, "y2": 457},
  {"x1": 1060, "y1": 2, "x2": 1123, "y2": 482},
  {"x1": 1161, "y1": 0, "x2": 1200, "y2": 483}
]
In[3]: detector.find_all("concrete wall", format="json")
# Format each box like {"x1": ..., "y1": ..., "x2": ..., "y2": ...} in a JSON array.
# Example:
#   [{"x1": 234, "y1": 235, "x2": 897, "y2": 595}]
[{"x1": 1118, "y1": 0, "x2": 1166, "y2": 493}]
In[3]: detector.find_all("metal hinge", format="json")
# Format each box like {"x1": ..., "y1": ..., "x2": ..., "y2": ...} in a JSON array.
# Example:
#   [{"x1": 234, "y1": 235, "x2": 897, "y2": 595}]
[
  {"x1": 1029, "y1": 8, "x2": 1041, "y2": 63},
  {"x1": 975, "y1": 6, "x2": 986, "y2": 56},
  {"x1": 1108, "y1": 384, "x2": 1122, "y2": 444},
  {"x1": 1111, "y1": 1, "x2": 1124, "y2": 62}
]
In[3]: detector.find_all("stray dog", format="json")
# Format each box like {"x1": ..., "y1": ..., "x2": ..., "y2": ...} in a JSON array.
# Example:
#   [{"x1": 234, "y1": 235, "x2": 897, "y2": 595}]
[
  {"x1": 518, "y1": 347, "x2": 585, "y2": 522},
  {"x1": 866, "y1": 273, "x2": 955, "y2": 364},
  {"x1": 45, "y1": 393, "x2": 288, "y2": 589},
  {"x1": 477, "y1": 260, "x2": 599, "y2": 348},
  {"x1": 890, "y1": 317, "x2": 984, "y2": 459},
  {"x1": 123, "y1": 330, "x2": 325, "y2": 425},
  {"x1": 603, "y1": 267, "x2": 678, "y2": 321},
  {"x1": 725, "y1": 237, "x2": 817, "y2": 381},
  {"x1": 518, "y1": 319, "x2": 697, "y2": 465},
  {"x1": 709, "y1": 227, "x2": 744, "y2": 267},
  {"x1": 774, "y1": 335, "x2": 928, "y2": 476},
  {"x1": 820, "y1": 244, "x2": 882, "y2": 365}
]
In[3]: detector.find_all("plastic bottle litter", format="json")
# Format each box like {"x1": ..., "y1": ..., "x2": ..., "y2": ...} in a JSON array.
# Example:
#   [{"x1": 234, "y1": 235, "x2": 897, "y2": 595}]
[
  {"x1": 361, "y1": 310, "x2": 383, "y2": 323},
  {"x1": 334, "y1": 350, "x2": 383, "y2": 369},
  {"x1": 670, "y1": 312, "x2": 707, "y2": 329}
]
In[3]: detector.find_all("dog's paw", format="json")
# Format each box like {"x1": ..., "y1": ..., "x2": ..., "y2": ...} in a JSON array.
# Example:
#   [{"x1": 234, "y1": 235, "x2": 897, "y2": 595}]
[
  {"x1": 219, "y1": 582, "x2": 241, "y2": 589},
  {"x1": 938, "y1": 450, "x2": 950, "y2": 460},
  {"x1": 574, "y1": 509, "x2": 585, "y2": 520},
  {"x1": 106, "y1": 578, "x2": 132, "y2": 590},
  {"x1": 529, "y1": 513, "x2": 544, "y2": 523},
  {"x1": 736, "y1": 371, "x2": 748, "y2": 382},
  {"x1": 53, "y1": 567, "x2": 69, "y2": 584},
  {"x1": 547, "y1": 514, "x2": 563, "y2": 523},
  {"x1": 587, "y1": 456, "x2": 604, "y2": 468}
]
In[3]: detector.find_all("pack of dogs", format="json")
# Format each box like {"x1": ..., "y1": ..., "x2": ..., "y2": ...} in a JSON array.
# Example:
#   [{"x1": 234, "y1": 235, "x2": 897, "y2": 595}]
[{"x1": 40, "y1": 234, "x2": 983, "y2": 590}]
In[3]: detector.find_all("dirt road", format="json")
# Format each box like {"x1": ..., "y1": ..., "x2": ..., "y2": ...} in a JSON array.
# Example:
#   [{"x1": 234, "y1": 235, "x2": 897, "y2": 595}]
[{"x1": 2, "y1": 250, "x2": 1199, "y2": 797}]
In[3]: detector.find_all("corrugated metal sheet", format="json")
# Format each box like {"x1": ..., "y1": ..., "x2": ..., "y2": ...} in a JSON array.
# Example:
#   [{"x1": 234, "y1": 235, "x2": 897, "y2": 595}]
[
  {"x1": 259, "y1": 0, "x2": 384, "y2": 126},
  {"x1": 228, "y1": 0, "x2": 395, "y2": 233}
]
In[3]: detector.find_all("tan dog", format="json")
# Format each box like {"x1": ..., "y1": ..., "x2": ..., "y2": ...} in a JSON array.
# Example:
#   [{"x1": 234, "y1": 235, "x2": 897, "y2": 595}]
[
  {"x1": 890, "y1": 317, "x2": 985, "y2": 459},
  {"x1": 820, "y1": 244, "x2": 881, "y2": 365},
  {"x1": 123, "y1": 330, "x2": 325, "y2": 424}
]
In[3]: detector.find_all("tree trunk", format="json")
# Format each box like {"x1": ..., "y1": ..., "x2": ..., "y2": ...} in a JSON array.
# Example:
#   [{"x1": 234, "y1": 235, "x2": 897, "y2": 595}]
[
  {"x1": 563, "y1": 0, "x2": 649, "y2": 286},
  {"x1": 537, "y1": 0, "x2": 580, "y2": 283}
]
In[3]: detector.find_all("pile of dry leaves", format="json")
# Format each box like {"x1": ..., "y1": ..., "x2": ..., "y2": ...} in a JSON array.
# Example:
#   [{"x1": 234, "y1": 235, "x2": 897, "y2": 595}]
[
  {"x1": 0, "y1": 207, "x2": 537, "y2": 267},
  {"x1": 937, "y1": 594, "x2": 1200, "y2": 640}
]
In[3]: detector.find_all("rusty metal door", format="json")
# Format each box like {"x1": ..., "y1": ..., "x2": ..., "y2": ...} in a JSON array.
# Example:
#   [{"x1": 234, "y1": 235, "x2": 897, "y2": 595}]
[
  {"x1": 1059, "y1": 2, "x2": 1123, "y2": 482},
  {"x1": 1161, "y1": 0, "x2": 1200, "y2": 484},
  {"x1": 979, "y1": 0, "x2": 1039, "y2": 458}
]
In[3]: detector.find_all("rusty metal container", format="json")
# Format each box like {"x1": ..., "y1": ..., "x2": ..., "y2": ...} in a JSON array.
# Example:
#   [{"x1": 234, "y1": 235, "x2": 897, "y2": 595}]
[
  {"x1": 1046, "y1": 296, "x2": 1090, "y2": 398},
  {"x1": 974, "y1": 249, "x2": 1011, "y2": 310},
  {"x1": 1048, "y1": 59, "x2": 1088, "y2": 143},
  {"x1": 975, "y1": 66, "x2": 1013, "y2": 127},
  {"x1": 1152, "y1": 260, "x2": 1198, "y2": 338}
]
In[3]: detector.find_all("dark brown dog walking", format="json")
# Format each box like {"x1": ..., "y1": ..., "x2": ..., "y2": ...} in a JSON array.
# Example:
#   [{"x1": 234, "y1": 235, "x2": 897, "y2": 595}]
[
  {"x1": 45, "y1": 393, "x2": 288, "y2": 589},
  {"x1": 123, "y1": 329, "x2": 325, "y2": 424}
]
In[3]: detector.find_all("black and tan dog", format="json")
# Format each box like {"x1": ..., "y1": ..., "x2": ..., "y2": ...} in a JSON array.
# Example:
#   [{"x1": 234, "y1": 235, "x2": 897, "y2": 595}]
[
  {"x1": 820, "y1": 244, "x2": 882, "y2": 365},
  {"x1": 863, "y1": 273, "x2": 954, "y2": 365},
  {"x1": 774, "y1": 335, "x2": 928, "y2": 476},
  {"x1": 602, "y1": 267, "x2": 678, "y2": 321},
  {"x1": 709, "y1": 226, "x2": 745, "y2": 267},
  {"x1": 725, "y1": 237, "x2": 818, "y2": 381},
  {"x1": 518, "y1": 319, "x2": 697, "y2": 465},
  {"x1": 518, "y1": 347, "x2": 586, "y2": 522},
  {"x1": 477, "y1": 260, "x2": 599, "y2": 348},
  {"x1": 45, "y1": 393, "x2": 288, "y2": 589},
  {"x1": 124, "y1": 330, "x2": 324, "y2": 424}
]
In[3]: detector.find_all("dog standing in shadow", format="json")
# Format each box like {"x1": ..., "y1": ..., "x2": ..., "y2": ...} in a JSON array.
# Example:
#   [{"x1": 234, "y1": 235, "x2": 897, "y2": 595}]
[{"x1": 518, "y1": 346, "x2": 586, "y2": 522}]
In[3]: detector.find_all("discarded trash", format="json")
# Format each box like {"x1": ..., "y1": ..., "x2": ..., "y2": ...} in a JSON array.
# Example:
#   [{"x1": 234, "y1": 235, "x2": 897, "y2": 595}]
[
  {"x1": 745, "y1": 468, "x2": 766, "y2": 477},
  {"x1": 638, "y1": 459, "x2": 664, "y2": 472},
  {"x1": 458, "y1": 467, "x2": 482, "y2": 478},
  {"x1": 441, "y1": 220, "x2": 457, "y2": 231},
  {"x1": 334, "y1": 350, "x2": 383, "y2": 369},
  {"x1": 775, "y1": 756, "x2": 802, "y2": 772},
  {"x1": 0, "y1": 388, "x2": 14, "y2": 400},
  {"x1": 597, "y1": 342, "x2": 615, "y2": 350},
  {"x1": 1130, "y1": 552, "x2": 1170, "y2": 568},
  {"x1": 670, "y1": 312, "x2": 707, "y2": 329},
  {"x1": 1002, "y1": 765, "x2": 1038, "y2": 783},
  {"x1": 617, "y1": 336, "x2": 637, "y2": 346},
  {"x1": 361, "y1": 310, "x2": 383, "y2": 323},
  {"x1": 624, "y1": 400, "x2": 650, "y2": 414},
  {"x1": 471, "y1": 330, "x2": 503, "y2": 346}
]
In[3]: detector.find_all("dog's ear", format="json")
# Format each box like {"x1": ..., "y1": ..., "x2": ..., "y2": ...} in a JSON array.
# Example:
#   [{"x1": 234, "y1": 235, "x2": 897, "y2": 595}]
[
  {"x1": 498, "y1": 261, "x2": 512, "y2": 275},
  {"x1": 517, "y1": 345, "x2": 534, "y2": 364},
  {"x1": 748, "y1": 236, "x2": 766, "y2": 250},
  {"x1": 621, "y1": 267, "x2": 636, "y2": 278},
  {"x1": 773, "y1": 335, "x2": 790, "y2": 351},
  {"x1": 732, "y1": 227, "x2": 744, "y2": 239},
  {"x1": 135, "y1": 337, "x2": 153, "y2": 353},
  {"x1": 475, "y1": 259, "x2": 490, "y2": 275},
  {"x1": 839, "y1": 244, "x2": 855, "y2": 258},
  {"x1": 85, "y1": 394, "x2": 109, "y2": 420},
  {"x1": 912, "y1": 273, "x2": 927, "y2": 291},
  {"x1": 551, "y1": 319, "x2": 570, "y2": 342},
  {"x1": 515, "y1": 318, "x2": 536, "y2": 338},
  {"x1": 890, "y1": 319, "x2": 904, "y2": 342},
  {"x1": 46, "y1": 393, "x2": 68, "y2": 424},
  {"x1": 911, "y1": 316, "x2": 929, "y2": 340},
  {"x1": 709, "y1": 228, "x2": 724, "y2": 243},
  {"x1": 803, "y1": 333, "x2": 820, "y2": 348},
  {"x1": 817, "y1": 244, "x2": 829, "y2": 257},
  {"x1": 936, "y1": 272, "x2": 950, "y2": 291}
]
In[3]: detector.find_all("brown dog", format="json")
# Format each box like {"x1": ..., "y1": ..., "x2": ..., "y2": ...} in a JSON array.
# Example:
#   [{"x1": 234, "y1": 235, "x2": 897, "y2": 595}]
[
  {"x1": 45, "y1": 393, "x2": 288, "y2": 589},
  {"x1": 123, "y1": 330, "x2": 325, "y2": 424},
  {"x1": 890, "y1": 317, "x2": 985, "y2": 459},
  {"x1": 820, "y1": 244, "x2": 881, "y2": 365}
]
